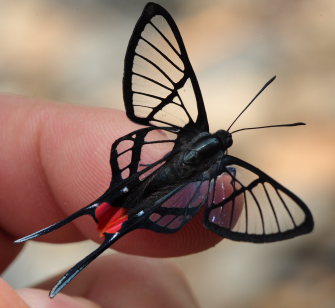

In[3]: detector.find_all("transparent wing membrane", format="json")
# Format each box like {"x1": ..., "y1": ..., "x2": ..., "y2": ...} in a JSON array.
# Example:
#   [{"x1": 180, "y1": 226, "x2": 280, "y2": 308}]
[
  {"x1": 141, "y1": 167, "x2": 237, "y2": 234},
  {"x1": 143, "y1": 180, "x2": 211, "y2": 233},
  {"x1": 204, "y1": 156, "x2": 313, "y2": 242},
  {"x1": 110, "y1": 127, "x2": 177, "y2": 184},
  {"x1": 124, "y1": 3, "x2": 208, "y2": 130}
]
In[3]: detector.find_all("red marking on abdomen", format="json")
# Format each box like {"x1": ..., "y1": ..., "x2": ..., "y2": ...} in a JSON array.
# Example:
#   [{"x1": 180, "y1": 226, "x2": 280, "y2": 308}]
[{"x1": 95, "y1": 202, "x2": 128, "y2": 236}]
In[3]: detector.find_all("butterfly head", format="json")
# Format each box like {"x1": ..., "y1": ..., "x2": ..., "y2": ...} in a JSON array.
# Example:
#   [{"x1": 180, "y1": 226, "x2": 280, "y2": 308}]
[{"x1": 214, "y1": 129, "x2": 233, "y2": 150}]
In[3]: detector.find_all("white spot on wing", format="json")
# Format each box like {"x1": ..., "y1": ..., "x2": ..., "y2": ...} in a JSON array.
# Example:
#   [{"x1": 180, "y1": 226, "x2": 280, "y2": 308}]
[{"x1": 121, "y1": 187, "x2": 129, "y2": 193}]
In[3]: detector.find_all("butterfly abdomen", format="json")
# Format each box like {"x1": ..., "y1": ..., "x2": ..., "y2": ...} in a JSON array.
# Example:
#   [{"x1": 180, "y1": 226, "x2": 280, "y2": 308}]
[{"x1": 95, "y1": 202, "x2": 128, "y2": 236}]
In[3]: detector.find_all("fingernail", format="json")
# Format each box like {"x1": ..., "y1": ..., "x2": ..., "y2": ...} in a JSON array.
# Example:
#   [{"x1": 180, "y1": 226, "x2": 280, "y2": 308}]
[{"x1": 18, "y1": 288, "x2": 101, "y2": 308}]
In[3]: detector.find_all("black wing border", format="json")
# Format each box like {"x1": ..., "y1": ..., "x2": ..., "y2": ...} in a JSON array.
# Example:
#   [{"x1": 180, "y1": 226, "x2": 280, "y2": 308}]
[
  {"x1": 123, "y1": 2, "x2": 209, "y2": 131},
  {"x1": 109, "y1": 126, "x2": 178, "y2": 186},
  {"x1": 139, "y1": 179, "x2": 211, "y2": 233},
  {"x1": 204, "y1": 155, "x2": 314, "y2": 243}
]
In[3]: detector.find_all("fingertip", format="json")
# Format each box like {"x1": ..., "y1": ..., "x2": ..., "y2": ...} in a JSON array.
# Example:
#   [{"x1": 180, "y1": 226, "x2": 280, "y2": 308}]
[
  {"x1": 0, "y1": 98, "x2": 138, "y2": 243},
  {"x1": 112, "y1": 211, "x2": 223, "y2": 257},
  {"x1": 0, "y1": 278, "x2": 30, "y2": 308},
  {"x1": 39, "y1": 255, "x2": 200, "y2": 308},
  {"x1": 1, "y1": 96, "x2": 229, "y2": 261}
]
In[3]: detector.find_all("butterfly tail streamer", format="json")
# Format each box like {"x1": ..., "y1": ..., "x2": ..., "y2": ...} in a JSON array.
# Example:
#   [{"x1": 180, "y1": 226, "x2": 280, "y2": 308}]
[
  {"x1": 49, "y1": 231, "x2": 128, "y2": 298},
  {"x1": 14, "y1": 203, "x2": 99, "y2": 243}
]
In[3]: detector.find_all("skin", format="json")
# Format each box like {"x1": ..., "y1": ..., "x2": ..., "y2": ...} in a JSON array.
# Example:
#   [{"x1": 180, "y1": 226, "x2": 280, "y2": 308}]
[{"x1": 0, "y1": 95, "x2": 232, "y2": 307}]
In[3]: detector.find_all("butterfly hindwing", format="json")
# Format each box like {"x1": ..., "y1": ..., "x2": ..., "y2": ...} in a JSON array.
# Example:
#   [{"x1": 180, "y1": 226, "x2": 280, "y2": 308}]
[
  {"x1": 136, "y1": 162, "x2": 236, "y2": 234},
  {"x1": 204, "y1": 155, "x2": 314, "y2": 243},
  {"x1": 141, "y1": 180, "x2": 212, "y2": 233},
  {"x1": 123, "y1": 2, "x2": 209, "y2": 131},
  {"x1": 109, "y1": 126, "x2": 177, "y2": 185}
]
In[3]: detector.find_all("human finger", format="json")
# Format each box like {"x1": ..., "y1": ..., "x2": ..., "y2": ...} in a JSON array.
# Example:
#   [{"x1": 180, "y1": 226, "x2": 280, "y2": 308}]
[{"x1": 0, "y1": 96, "x2": 223, "y2": 269}]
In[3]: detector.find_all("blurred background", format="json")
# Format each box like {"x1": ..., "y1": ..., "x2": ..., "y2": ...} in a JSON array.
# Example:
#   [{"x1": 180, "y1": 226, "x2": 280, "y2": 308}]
[{"x1": 1, "y1": 0, "x2": 334, "y2": 307}]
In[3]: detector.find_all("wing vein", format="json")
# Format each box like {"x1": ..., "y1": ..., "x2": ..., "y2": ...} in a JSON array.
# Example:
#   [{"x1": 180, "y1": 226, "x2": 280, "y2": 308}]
[
  {"x1": 140, "y1": 37, "x2": 183, "y2": 72},
  {"x1": 262, "y1": 183, "x2": 281, "y2": 233},
  {"x1": 149, "y1": 21, "x2": 181, "y2": 58},
  {"x1": 243, "y1": 191, "x2": 248, "y2": 233},
  {"x1": 176, "y1": 92, "x2": 193, "y2": 123},
  {"x1": 275, "y1": 188, "x2": 297, "y2": 228},
  {"x1": 133, "y1": 72, "x2": 173, "y2": 91},
  {"x1": 249, "y1": 189, "x2": 266, "y2": 235},
  {"x1": 135, "y1": 53, "x2": 175, "y2": 85}
]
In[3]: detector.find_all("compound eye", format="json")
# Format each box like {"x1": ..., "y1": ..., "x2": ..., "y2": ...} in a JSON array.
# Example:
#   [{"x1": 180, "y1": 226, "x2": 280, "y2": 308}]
[{"x1": 226, "y1": 135, "x2": 233, "y2": 148}]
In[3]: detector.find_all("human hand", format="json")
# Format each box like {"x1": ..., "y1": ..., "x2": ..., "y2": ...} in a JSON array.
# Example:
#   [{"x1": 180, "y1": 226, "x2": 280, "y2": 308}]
[
  {"x1": 1, "y1": 255, "x2": 200, "y2": 308},
  {"x1": 0, "y1": 95, "x2": 224, "y2": 307}
]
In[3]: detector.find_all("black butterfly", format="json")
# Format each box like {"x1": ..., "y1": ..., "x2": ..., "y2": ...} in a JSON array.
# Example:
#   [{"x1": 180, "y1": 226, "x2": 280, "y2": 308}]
[{"x1": 15, "y1": 2, "x2": 313, "y2": 298}]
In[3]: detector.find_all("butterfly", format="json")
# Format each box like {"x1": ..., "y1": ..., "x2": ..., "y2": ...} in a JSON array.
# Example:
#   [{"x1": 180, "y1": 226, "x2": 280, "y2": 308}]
[{"x1": 15, "y1": 2, "x2": 314, "y2": 298}]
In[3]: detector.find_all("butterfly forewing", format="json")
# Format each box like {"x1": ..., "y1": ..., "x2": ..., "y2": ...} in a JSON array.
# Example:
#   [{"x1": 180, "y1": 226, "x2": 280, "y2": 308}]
[
  {"x1": 124, "y1": 3, "x2": 209, "y2": 131},
  {"x1": 204, "y1": 156, "x2": 313, "y2": 242}
]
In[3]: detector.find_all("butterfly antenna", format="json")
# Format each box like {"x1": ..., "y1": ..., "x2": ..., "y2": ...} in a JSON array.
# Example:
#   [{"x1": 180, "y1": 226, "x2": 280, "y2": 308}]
[
  {"x1": 14, "y1": 203, "x2": 99, "y2": 243},
  {"x1": 231, "y1": 122, "x2": 305, "y2": 134},
  {"x1": 227, "y1": 76, "x2": 276, "y2": 132}
]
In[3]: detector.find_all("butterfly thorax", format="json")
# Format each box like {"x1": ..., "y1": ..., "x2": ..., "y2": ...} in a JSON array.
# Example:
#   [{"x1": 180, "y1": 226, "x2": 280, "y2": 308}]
[
  {"x1": 182, "y1": 130, "x2": 232, "y2": 167},
  {"x1": 125, "y1": 131, "x2": 230, "y2": 207}
]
